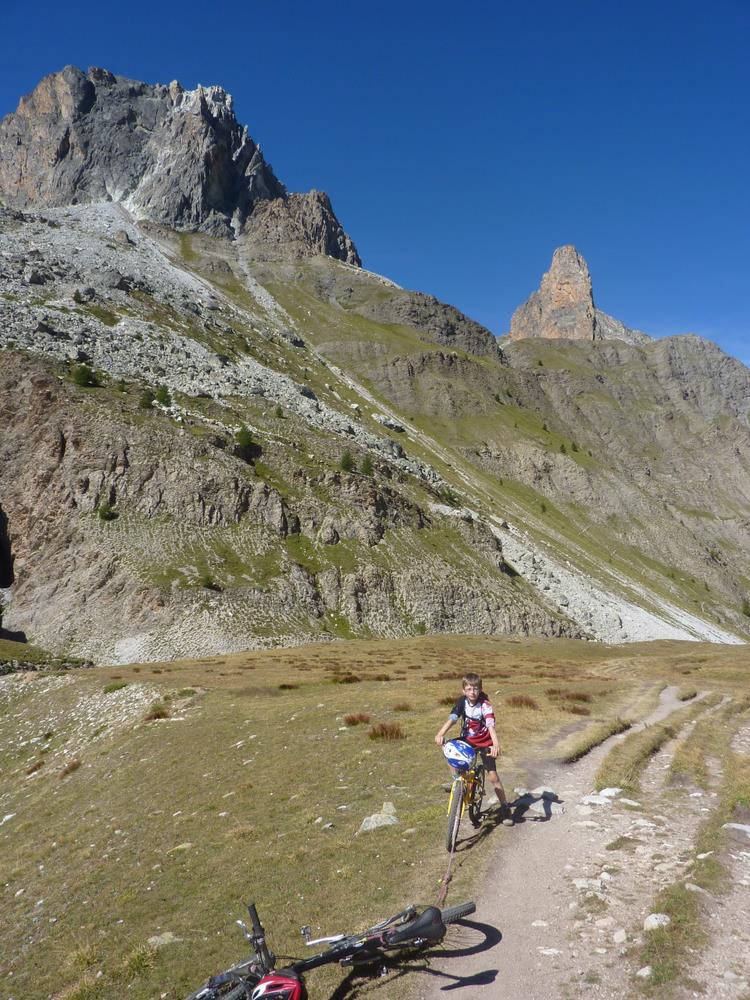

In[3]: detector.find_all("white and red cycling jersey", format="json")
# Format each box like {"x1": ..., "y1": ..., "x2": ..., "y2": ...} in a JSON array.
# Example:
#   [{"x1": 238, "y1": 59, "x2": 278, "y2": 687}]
[{"x1": 449, "y1": 694, "x2": 496, "y2": 749}]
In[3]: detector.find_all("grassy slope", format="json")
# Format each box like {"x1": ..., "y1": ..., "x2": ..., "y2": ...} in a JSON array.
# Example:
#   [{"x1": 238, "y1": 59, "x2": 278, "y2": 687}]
[
  {"x1": 247, "y1": 259, "x2": 748, "y2": 638},
  {"x1": 3, "y1": 638, "x2": 750, "y2": 999}
]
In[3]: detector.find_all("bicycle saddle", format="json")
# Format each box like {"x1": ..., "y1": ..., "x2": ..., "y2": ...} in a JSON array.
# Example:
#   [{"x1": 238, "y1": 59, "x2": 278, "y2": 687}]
[{"x1": 384, "y1": 906, "x2": 446, "y2": 945}]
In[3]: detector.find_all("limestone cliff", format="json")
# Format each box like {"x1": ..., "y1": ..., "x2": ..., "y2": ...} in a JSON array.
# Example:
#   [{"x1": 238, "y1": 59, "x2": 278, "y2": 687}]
[{"x1": 0, "y1": 66, "x2": 360, "y2": 262}]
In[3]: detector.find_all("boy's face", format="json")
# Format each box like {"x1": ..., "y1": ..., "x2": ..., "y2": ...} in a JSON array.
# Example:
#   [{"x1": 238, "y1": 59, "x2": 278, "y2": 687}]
[{"x1": 463, "y1": 682, "x2": 480, "y2": 704}]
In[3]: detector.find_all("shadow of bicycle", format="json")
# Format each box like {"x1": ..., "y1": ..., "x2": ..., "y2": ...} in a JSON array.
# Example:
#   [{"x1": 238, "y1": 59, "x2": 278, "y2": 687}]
[
  {"x1": 454, "y1": 788, "x2": 564, "y2": 852},
  {"x1": 324, "y1": 918, "x2": 502, "y2": 998}
]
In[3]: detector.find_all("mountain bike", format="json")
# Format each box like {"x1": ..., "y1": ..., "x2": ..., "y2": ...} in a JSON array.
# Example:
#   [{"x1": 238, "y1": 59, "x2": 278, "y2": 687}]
[
  {"x1": 446, "y1": 750, "x2": 485, "y2": 852},
  {"x1": 184, "y1": 898, "x2": 476, "y2": 999}
]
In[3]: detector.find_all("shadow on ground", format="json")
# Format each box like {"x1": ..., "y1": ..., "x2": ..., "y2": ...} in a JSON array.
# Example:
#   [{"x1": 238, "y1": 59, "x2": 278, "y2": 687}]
[{"x1": 324, "y1": 919, "x2": 502, "y2": 998}]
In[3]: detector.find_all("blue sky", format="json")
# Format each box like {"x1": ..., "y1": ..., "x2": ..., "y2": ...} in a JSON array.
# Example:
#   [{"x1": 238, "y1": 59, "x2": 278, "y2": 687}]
[{"x1": 2, "y1": 1, "x2": 748, "y2": 361}]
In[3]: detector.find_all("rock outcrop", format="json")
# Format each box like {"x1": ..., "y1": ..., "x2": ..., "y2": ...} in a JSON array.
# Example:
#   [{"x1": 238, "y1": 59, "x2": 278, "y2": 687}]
[
  {"x1": 510, "y1": 245, "x2": 649, "y2": 344},
  {"x1": 0, "y1": 66, "x2": 360, "y2": 262}
]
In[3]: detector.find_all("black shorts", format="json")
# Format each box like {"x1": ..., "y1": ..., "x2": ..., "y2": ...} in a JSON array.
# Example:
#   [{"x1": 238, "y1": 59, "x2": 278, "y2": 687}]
[{"x1": 478, "y1": 748, "x2": 499, "y2": 775}]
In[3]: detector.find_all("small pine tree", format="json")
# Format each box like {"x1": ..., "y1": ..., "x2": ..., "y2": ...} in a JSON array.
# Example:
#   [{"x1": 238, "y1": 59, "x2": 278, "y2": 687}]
[
  {"x1": 155, "y1": 385, "x2": 171, "y2": 406},
  {"x1": 560, "y1": 442, "x2": 567, "y2": 454},
  {"x1": 361, "y1": 454, "x2": 374, "y2": 476},
  {"x1": 340, "y1": 450, "x2": 355, "y2": 473},
  {"x1": 571, "y1": 441, "x2": 579, "y2": 452},
  {"x1": 139, "y1": 389, "x2": 155, "y2": 409},
  {"x1": 742, "y1": 599, "x2": 750, "y2": 618},
  {"x1": 236, "y1": 426, "x2": 253, "y2": 449},
  {"x1": 537, "y1": 359, "x2": 544, "y2": 367},
  {"x1": 540, "y1": 501, "x2": 547, "y2": 514},
  {"x1": 275, "y1": 404, "x2": 284, "y2": 419},
  {"x1": 542, "y1": 422, "x2": 548, "y2": 432}
]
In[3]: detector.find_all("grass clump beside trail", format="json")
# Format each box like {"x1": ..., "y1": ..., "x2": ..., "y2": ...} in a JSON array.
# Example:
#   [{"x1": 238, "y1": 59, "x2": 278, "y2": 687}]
[
  {"x1": 594, "y1": 720, "x2": 678, "y2": 793},
  {"x1": 638, "y1": 882, "x2": 707, "y2": 988},
  {"x1": 3, "y1": 637, "x2": 750, "y2": 1000},
  {"x1": 594, "y1": 697, "x2": 714, "y2": 793},
  {"x1": 559, "y1": 717, "x2": 631, "y2": 763}
]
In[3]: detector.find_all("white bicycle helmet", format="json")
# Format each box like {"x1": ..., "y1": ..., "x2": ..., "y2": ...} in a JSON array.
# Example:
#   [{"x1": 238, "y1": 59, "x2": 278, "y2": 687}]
[{"x1": 442, "y1": 738, "x2": 475, "y2": 770}]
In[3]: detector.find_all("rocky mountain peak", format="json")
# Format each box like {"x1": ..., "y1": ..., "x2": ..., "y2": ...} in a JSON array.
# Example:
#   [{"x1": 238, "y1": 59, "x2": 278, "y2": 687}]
[
  {"x1": 510, "y1": 245, "x2": 649, "y2": 345},
  {"x1": 0, "y1": 66, "x2": 360, "y2": 263}
]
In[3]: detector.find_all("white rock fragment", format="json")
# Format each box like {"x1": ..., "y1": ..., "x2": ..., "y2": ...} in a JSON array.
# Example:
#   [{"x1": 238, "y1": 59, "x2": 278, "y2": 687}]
[
  {"x1": 613, "y1": 928, "x2": 627, "y2": 944},
  {"x1": 722, "y1": 823, "x2": 750, "y2": 839},
  {"x1": 636, "y1": 966, "x2": 652, "y2": 979},
  {"x1": 599, "y1": 787, "x2": 622, "y2": 798},
  {"x1": 0, "y1": 813, "x2": 16, "y2": 827},
  {"x1": 643, "y1": 913, "x2": 671, "y2": 931},
  {"x1": 148, "y1": 931, "x2": 182, "y2": 948}
]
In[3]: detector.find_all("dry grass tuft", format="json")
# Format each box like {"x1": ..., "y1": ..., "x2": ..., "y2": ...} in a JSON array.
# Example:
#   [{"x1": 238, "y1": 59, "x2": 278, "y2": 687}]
[
  {"x1": 368, "y1": 722, "x2": 406, "y2": 741},
  {"x1": 343, "y1": 713, "x2": 371, "y2": 725},
  {"x1": 438, "y1": 695, "x2": 457, "y2": 706},
  {"x1": 372, "y1": 673, "x2": 391, "y2": 681},
  {"x1": 278, "y1": 683, "x2": 299, "y2": 690},
  {"x1": 506, "y1": 694, "x2": 540, "y2": 710},
  {"x1": 26, "y1": 759, "x2": 45, "y2": 776},
  {"x1": 332, "y1": 673, "x2": 361, "y2": 684},
  {"x1": 59, "y1": 759, "x2": 82, "y2": 778},
  {"x1": 563, "y1": 704, "x2": 591, "y2": 716},
  {"x1": 143, "y1": 702, "x2": 170, "y2": 722},
  {"x1": 392, "y1": 702, "x2": 412, "y2": 712}
]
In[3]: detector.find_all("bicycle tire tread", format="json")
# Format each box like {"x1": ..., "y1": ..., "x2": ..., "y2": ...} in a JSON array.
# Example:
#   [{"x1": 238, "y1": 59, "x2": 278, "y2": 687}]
[
  {"x1": 440, "y1": 901, "x2": 476, "y2": 923},
  {"x1": 445, "y1": 779, "x2": 462, "y2": 852}
]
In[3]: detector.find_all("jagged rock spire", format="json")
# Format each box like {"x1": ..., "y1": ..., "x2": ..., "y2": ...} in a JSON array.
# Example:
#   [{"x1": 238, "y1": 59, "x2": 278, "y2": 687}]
[
  {"x1": 510, "y1": 245, "x2": 596, "y2": 341},
  {"x1": 0, "y1": 66, "x2": 360, "y2": 264},
  {"x1": 510, "y1": 245, "x2": 649, "y2": 345}
]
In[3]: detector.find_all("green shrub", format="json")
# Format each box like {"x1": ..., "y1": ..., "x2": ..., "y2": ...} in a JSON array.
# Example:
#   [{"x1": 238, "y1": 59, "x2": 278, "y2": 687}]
[
  {"x1": 71, "y1": 363, "x2": 99, "y2": 388},
  {"x1": 559, "y1": 442, "x2": 567, "y2": 454},
  {"x1": 275, "y1": 404, "x2": 284, "y2": 419},
  {"x1": 103, "y1": 682, "x2": 128, "y2": 694},
  {"x1": 97, "y1": 502, "x2": 118, "y2": 522},
  {"x1": 361, "y1": 454, "x2": 374, "y2": 476},
  {"x1": 155, "y1": 385, "x2": 171, "y2": 406},
  {"x1": 340, "y1": 450, "x2": 355, "y2": 472},
  {"x1": 139, "y1": 389, "x2": 155, "y2": 409}
]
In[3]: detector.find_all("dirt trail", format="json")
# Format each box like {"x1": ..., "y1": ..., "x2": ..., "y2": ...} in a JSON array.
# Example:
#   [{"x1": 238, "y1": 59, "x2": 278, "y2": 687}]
[{"x1": 417, "y1": 687, "x2": 725, "y2": 1000}]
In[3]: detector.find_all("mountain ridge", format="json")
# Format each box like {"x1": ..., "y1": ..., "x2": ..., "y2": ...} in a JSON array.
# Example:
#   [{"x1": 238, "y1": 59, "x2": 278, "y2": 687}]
[{"x1": 0, "y1": 68, "x2": 748, "y2": 660}]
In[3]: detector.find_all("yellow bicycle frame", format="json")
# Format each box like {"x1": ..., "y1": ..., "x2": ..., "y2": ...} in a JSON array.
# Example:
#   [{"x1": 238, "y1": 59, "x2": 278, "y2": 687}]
[{"x1": 446, "y1": 753, "x2": 481, "y2": 819}]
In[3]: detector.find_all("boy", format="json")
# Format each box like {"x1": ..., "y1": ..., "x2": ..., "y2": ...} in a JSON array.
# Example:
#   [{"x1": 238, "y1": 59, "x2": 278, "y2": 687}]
[{"x1": 435, "y1": 672, "x2": 513, "y2": 826}]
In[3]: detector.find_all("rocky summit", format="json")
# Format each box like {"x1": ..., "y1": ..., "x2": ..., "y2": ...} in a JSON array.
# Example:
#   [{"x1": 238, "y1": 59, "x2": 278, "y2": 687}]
[
  {"x1": 0, "y1": 65, "x2": 360, "y2": 261},
  {"x1": 0, "y1": 67, "x2": 748, "y2": 662},
  {"x1": 510, "y1": 245, "x2": 649, "y2": 344}
]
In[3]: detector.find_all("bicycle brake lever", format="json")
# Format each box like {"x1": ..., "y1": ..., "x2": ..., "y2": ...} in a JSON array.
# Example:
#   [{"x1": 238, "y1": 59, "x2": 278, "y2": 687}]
[
  {"x1": 236, "y1": 919, "x2": 253, "y2": 942},
  {"x1": 304, "y1": 933, "x2": 346, "y2": 946}
]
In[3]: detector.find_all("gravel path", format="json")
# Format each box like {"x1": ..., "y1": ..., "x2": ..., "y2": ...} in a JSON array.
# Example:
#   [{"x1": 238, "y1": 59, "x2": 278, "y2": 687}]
[{"x1": 416, "y1": 687, "x2": 727, "y2": 1000}]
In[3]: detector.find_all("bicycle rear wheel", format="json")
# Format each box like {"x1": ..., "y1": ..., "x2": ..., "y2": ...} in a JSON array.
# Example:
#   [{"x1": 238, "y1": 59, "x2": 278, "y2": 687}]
[
  {"x1": 446, "y1": 778, "x2": 463, "y2": 853},
  {"x1": 440, "y1": 901, "x2": 476, "y2": 924}
]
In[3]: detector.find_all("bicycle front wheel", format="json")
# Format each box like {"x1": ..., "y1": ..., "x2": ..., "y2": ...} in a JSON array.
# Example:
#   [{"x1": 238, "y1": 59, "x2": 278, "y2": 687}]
[
  {"x1": 446, "y1": 778, "x2": 463, "y2": 852},
  {"x1": 468, "y1": 766, "x2": 485, "y2": 828}
]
